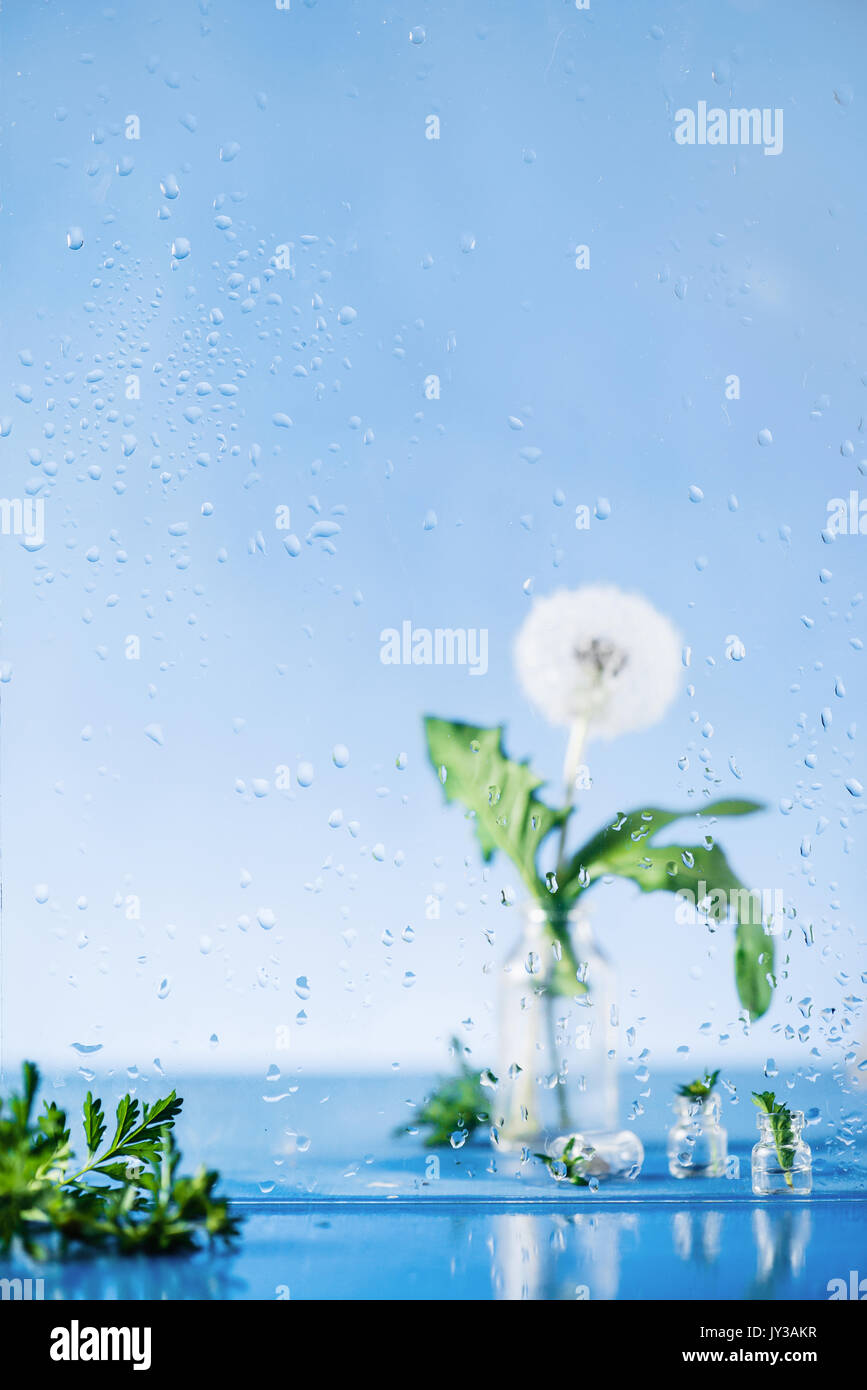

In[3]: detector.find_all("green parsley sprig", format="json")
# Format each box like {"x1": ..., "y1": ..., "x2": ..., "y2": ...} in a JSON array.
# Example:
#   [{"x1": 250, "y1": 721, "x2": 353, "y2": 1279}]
[
  {"x1": 0, "y1": 1062, "x2": 240, "y2": 1258},
  {"x1": 397, "y1": 1038, "x2": 494, "y2": 1147}
]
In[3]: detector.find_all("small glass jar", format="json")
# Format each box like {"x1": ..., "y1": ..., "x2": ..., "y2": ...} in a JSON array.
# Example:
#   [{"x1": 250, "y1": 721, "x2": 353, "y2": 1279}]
[
  {"x1": 751, "y1": 1110, "x2": 812, "y2": 1195},
  {"x1": 667, "y1": 1094, "x2": 728, "y2": 1178}
]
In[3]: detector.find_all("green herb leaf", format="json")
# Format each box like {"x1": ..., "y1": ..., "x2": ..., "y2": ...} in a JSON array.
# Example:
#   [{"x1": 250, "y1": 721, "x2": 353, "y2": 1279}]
[
  {"x1": 423, "y1": 717, "x2": 566, "y2": 901},
  {"x1": 535, "y1": 1136, "x2": 591, "y2": 1186},
  {"x1": 735, "y1": 917, "x2": 775, "y2": 1020},
  {"x1": 752, "y1": 1090, "x2": 797, "y2": 1188},
  {"x1": 398, "y1": 1037, "x2": 494, "y2": 1147},
  {"x1": 82, "y1": 1093, "x2": 106, "y2": 1158},
  {"x1": 423, "y1": 718, "x2": 586, "y2": 992},
  {"x1": 71, "y1": 1089, "x2": 183, "y2": 1184},
  {"x1": 676, "y1": 1069, "x2": 720, "y2": 1099},
  {"x1": 560, "y1": 800, "x2": 773, "y2": 1018},
  {"x1": 560, "y1": 800, "x2": 764, "y2": 898},
  {"x1": 9, "y1": 1060, "x2": 40, "y2": 1129}
]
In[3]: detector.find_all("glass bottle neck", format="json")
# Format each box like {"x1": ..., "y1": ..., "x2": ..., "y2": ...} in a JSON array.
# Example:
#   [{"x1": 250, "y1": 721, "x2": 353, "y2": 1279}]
[
  {"x1": 757, "y1": 1111, "x2": 804, "y2": 1139},
  {"x1": 674, "y1": 1093, "x2": 721, "y2": 1122},
  {"x1": 520, "y1": 903, "x2": 595, "y2": 944}
]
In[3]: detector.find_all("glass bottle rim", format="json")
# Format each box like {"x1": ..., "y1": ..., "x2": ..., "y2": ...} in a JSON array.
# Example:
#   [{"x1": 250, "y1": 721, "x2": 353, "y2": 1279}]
[
  {"x1": 756, "y1": 1108, "x2": 804, "y2": 1130},
  {"x1": 674, "y1": 1091, "x2": 721, "y2": 1115},
  {"x1": 521, "y1": 901, "x2": 591, "y2": 926}
]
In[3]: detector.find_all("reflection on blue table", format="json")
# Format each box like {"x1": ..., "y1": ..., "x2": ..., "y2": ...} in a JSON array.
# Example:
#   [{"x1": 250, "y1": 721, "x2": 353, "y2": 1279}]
[{"x1": 4, "y1": 1203, "x2": 862, "y2": 1301}]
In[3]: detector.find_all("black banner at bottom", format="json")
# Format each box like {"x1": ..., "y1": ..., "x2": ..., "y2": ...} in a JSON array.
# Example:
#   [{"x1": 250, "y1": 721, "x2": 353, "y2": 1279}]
[{"x1": 1, "y1": 1297, "x2": 862, "y2": 1376}]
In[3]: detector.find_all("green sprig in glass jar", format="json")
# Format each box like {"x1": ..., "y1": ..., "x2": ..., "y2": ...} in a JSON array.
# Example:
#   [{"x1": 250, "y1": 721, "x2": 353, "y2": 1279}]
[
  {"x1": 667, "y1": 1070, "x2": 728, "y2": 1179},
  {"x1": 751, "y1": 1091, "x2": 812, "y2": 1196}
]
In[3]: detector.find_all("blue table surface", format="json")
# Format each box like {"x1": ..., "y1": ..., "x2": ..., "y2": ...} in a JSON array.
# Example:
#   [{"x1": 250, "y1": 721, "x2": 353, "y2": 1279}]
[{"x1": 5, "y1": 1070, "x2": 865, "y2": 1299}]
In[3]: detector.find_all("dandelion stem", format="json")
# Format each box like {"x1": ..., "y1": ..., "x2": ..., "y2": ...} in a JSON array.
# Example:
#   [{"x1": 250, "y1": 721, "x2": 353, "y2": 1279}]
[{"x1": 555, "y1": 716, "x2": 588, "y2": 877}]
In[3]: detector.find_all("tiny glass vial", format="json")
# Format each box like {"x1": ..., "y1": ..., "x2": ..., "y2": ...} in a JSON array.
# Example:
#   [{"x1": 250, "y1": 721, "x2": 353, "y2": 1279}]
[
  {"x1": 667, "y1": 1094, "x2": 728, "y2": 1178},
  {"x1": 751, "y1": 1110, "x2": 812, "y2": 1195}
]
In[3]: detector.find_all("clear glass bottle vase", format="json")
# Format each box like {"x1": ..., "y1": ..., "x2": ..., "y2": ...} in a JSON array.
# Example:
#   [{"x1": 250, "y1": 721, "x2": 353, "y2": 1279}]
[
  {"x1": 496, "y1": 902, "x2": 619, "y2": 1147},
  {"x1": 751, "y1": 1111, "x2": 812, "y2": 1195},
  {"x1": 667, "y1": 1094, "x2": 728, "y2": 1178}
]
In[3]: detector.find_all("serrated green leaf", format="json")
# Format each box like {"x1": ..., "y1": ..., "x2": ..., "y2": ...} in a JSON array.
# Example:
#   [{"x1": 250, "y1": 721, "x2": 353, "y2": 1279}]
[
  {"x1": 561, "y1": 799, "x2": 773, "y2": 1019},
  {"x1": 110, "y1": 1095, "x2": 139, "y2": 1151},
  {"x1": 142, "y1": 1092, "x2": 183, "y2": 1130},
  {"x1": 88, "y1": 1161, "x2": 146, "y2": 1184},
  {"x1": 424, "y1": 717, "x2": 565, "y2": 899},
  {"x1": 83, "y1": 1094, "x2": 106, "y2": 1157},
  {"x1": 752, "y1": 1090, "x2": 778, "y2": 1113}
]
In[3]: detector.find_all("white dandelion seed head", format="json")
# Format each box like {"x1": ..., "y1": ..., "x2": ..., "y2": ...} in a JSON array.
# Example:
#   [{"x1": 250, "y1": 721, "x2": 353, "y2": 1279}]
[{"x1": 514, "y1": 584, "x2": 683, "y2": 739}]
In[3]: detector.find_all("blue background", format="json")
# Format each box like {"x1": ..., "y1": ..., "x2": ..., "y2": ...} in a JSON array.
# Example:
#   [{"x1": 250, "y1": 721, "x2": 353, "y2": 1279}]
[{"x1": 0, "y1": 0, "x2": 864, "y2": 1135}]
